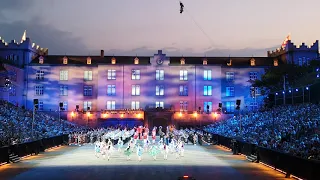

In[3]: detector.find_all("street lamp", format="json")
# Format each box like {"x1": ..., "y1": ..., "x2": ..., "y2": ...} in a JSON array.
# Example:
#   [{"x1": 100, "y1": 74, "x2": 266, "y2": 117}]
[
  {"x1": 212, "y1": 112, "x2": 218, "y2": 120},
  {"x1": 71, "y1": 111, "x2": 75, "y2": 121},
  {"x1": 193, "y1": 112, "x2": 197, "y2": 127},
  {"x1": 86, "y1": 111, "x2": 90, "y2": 127}
]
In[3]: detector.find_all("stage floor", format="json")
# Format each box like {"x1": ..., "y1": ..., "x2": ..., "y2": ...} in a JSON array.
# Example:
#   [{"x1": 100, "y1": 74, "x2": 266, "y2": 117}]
[{"x1": 0, "y1": 139, "x2": 293, "y2": 180}]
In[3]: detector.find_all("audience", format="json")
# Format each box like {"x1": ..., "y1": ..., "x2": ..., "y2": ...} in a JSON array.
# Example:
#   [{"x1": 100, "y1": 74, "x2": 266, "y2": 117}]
[
  {"x1": 204, "y1": 103, "x2": 320, "y2": 160},
  {"x1": 0, "y1": 100, "x2": 84, "y2": 147}
]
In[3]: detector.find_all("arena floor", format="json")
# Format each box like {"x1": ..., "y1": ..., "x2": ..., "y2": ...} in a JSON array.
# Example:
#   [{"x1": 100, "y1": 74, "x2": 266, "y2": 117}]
[{"x1": 0, "y1": 139, "x2": 293, "y2": 180}]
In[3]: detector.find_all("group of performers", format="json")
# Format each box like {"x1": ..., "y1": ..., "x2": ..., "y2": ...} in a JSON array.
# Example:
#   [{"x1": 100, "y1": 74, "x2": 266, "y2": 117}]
[{"x1": 94, "y1": 126, "x2": 186, "y2": 161}]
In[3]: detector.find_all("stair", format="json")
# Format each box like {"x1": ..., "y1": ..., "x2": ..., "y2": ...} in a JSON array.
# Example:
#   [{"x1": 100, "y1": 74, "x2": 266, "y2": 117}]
[
  {"x1": 246, "y1": 154, "x2": 258, "y2": 162},
  {"x1": 9, "y1": 153, "x2": 21, "y2": 163}
]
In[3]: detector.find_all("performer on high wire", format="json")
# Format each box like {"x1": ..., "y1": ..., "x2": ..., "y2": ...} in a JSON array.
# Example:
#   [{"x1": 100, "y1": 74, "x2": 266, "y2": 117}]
[{"x1": 180, "y1": 1, "x2": 184, "y2": 13}]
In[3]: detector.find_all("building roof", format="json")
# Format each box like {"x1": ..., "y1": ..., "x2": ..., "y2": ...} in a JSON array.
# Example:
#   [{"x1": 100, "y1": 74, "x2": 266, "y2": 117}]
[
  {"x1": 169, "y1": 56, "x2": 277, "y2": 67},
  {"x1": 30, "y1": 55, "x2": 280, "y2": 67},
  {"x1": 30, "y1": 55, "x2": 151, "y2": 65}
]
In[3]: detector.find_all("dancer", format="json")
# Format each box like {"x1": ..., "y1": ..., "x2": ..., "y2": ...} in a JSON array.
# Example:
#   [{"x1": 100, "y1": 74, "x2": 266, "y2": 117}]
[
  {"x1": 143, "y1": 131, "x2": 148, "y2": 145},
  {"x1": 136, "y1": 144, "x2": 143, "y2": 161},
  {"x1": 149, "y1": 145, "x2": 160, "y2": 160},
  {"x1": 100, "y1": 141, "x2": 108, "y2": 160},
  {"x1": 94, "y1": 140, "x2": 101, "y2": 158},
  {"x1": 124, "y1": 144, "x2": 132, "y2": 160},
  {"x1": 106, "y1": 142, "x2": 113, "y2": 161},
  {"x1": 117, "y1": 137, "x2": 124, "y2": 152},
  {"x1": 162, "y1": 142, "x2": 169, "y2": 160},
  {"x1": 151, "y1": 127, "x2": 157, "y2": 144}
]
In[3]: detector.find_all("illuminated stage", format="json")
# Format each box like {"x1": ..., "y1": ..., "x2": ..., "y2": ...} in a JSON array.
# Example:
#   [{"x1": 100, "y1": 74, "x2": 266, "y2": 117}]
[{"x1": 1, "y1": 139, "x2": 292, "y2": 180}]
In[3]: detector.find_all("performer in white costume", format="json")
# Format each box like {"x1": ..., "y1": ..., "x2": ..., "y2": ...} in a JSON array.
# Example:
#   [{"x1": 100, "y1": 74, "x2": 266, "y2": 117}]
[
  {"x1": 151, "y1": 127, "x2": 157, "y2": 144},
  {"x1": 162, "y1": 142, "x2": 169, "y2": 160},
  {"x1": 94, "y1": 140, "x2": 101, "y2": 158},
  {"x1": 117, "y1": 138, "x2": 124, "y2": 152},
  {"x1": 136, "y1": 144, "x2": 143, "y2": 161}
]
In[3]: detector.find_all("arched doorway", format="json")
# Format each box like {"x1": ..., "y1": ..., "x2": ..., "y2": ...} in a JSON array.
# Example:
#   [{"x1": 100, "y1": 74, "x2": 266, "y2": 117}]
[
  {"x1": 152, "y1": 117, "x2": 169, "y2": 130},
  {"x1": 98, "y1": 118, "x2": 143, "y2": 128}
]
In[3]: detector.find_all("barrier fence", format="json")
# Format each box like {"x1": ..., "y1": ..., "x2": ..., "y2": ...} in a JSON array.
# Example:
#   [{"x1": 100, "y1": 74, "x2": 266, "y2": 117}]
[
  {"x1": 0, "y1": 134, "x2": 68, "y2": 165},
  {"x1": 208, "y1": 133, "x2": 320, "y2": 180}
]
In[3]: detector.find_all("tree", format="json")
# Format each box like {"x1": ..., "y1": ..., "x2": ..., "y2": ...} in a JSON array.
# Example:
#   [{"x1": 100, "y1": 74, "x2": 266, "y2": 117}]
[{"x1": 253, "y1": 60, "x2": 320, "y2": 95}]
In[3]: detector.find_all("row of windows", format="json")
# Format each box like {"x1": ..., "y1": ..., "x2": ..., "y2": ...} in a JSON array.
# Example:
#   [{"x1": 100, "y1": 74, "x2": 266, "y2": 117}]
[
  {"x1": 36, "y1": 85, "x2": 238, "y2": 97},
  {"x1": 37, "y1": 70, "x2": 258, "y2": 81},
  {"x1": 34, "y1": 100, "x2": 258, "y2": 112}
]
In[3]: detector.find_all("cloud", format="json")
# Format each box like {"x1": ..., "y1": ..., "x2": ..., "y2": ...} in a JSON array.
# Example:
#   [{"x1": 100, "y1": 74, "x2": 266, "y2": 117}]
[
  {"x1": 0, "y1": 17, "x2": 90, "y2": 55},
  {"x1": 0, "y1": 0, "x2": 33, "y2": 11},
  {"x1": 102, "y1": 45, "x2": 279, "y2": 57}
]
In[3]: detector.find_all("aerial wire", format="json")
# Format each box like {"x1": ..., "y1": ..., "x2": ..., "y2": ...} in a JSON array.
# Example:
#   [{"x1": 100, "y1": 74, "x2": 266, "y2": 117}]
[{"x1": 178, "y1": 1, "x2": 226, "y2": 56}]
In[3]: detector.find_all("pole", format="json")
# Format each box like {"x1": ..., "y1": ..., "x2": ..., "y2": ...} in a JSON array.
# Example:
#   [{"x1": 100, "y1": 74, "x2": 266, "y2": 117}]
[
  {"x1": 309, "y1": 87, "x2": 311, "y2": 102},
  {"x1": 283, "y1": 76, "x2": 286, "y2": 105},
  {"x1": 239, "y1": 109, "x2": 242, "y2": 134},
  {"x1": 31, "y1": 106, "x2": 35, "y2": 139},
  {"x1": 303, "y1": 88, "x2": 305, "y2": 104},
  {"x1": 292, "y1": 89, "x2": 294, "y2": 104}
]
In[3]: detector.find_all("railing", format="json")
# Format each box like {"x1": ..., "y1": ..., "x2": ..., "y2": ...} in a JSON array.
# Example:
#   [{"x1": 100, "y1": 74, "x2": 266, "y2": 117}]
[
  {"x1": 208, "y1": 133, "x2": 320, "y2": 180},
  {"x1": 0, "y1": 134, "x2": 68, "y2": 165}
]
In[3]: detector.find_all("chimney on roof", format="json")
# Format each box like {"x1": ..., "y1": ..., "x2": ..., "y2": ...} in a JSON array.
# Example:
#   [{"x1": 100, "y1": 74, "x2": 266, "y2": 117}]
[{"x1": 101, "y1": 50, "x2": 104, "y2": 57}]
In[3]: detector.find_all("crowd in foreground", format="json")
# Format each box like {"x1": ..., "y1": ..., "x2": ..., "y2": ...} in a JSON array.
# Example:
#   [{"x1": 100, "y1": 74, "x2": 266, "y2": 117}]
[
  {"x1": 0, "y1": 100, "x2": 85, "y2": 147},
  {"x1": 204, "y1": 103, "x2": 320, "y2": 160}
]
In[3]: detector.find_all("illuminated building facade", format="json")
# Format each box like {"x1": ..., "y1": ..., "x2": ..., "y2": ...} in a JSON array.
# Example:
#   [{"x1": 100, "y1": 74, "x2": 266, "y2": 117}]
[{"x1": 0, "y1": 32, "x2": 319, "y2": 126}]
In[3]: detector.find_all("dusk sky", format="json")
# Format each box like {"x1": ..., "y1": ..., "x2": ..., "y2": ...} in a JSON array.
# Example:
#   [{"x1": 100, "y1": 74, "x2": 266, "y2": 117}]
[{"x1": 0, "y1": 0, "x2": 319, "y2": 56}]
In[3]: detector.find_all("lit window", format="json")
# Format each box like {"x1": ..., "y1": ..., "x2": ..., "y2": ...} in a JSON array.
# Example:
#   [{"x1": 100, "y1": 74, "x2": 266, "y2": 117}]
[
  {"x1": 84, "y1": 86, "x2": 93, "y2": 96},
  {"x1": 180, "y1": 58, "x2": 185, "y2": 65},
  {"x1": 179, "y1": 85, "x2": 188, "y2": 96},
  {"x1": 107, "y1": 70, "x2": 116, "y2": 80},
  {"x1": 131, "y1": 101, "x2": 140, "y2": 110},
  {"x1": 60, "y1": 70, "x2": 68, "y2": 81},
  {"x1": 226, "y1": 72, "x2": 234, "y2": 81},
  {"x1": 132, "y1": 85, "x2": 140, "y2": 96},
  {"x1": 250, "y1": 58, "x2": 255, "y2": 66},
  {"x1": 204, "y1": 102, "x2": 212, "y2": 113},
  {"x1": 39, "y1": 56, "x2": 44, "y2": 64},
  {"x1": 106, "y1": 101, "x2": 115, "y2": 110},
  {"x1": 156, "y1": 101, "x2": 164, "y2": 108},
  {"x1": 227, "y1": 59, "x2": 232, "y2": 66},
  {"x1": 179, "y1": 70, "x2": 188, "y2": 80},
  {"x1": 60, "y1": 101, "x2": 68, "y2": 111},
  {"x1": 225, "y1": 101, "x2": 235, "y2": 113},
  {"x1": 35, "y1": 85, "x2": 44, "y2": 95},
  {"x1": 60, "y1": 85, "x2": 68, "y2": 96},
  {"x1": 203, "y1": 59, "x2": 207, "y2": 65},
  {"x1": 63, "y1": 56, "x2": 68, "y2": 64},
  {"x1": 36, "y1": 70, "x2": 44, "y2": 80},
  {"x1": 203, "y1": 70, "x2": 212, "y2": 80},
  {"x1": 38, "y1": 101, "x2": 44, "y2": 111},
  {"x1": 249, "y1": 72, "x2": 258, "y2": 81},
  {"x1": 84, "y1": 71, "x2": 93, "y2": 81},
  {"x1": 84, "y1": 101, "x2": 92, "y2": 111},
  {"x1": 179, "y1": 101, "x2": 188, "y2": 111},
  {"x1": 156, "y1": 70, "x2": 164, "y2": 80},
  {"x1": 226, "y1": 86, "x2": 234, "y2": 97},
  {"x1": 134, "y1": 57, "x2": 139, "y2": 64},
  {"x1": 156, "y1": 85, "x2": 164, "y2": 96},
  {"x1": 111, "y1": 57, "x2": 116, "y2": 64},
  {"x1": 107, "y1": 85, "x2": 116, "y2": 96},
  {"x1": 204, "y1": 86, "x2": 212, "y2": 96},
  {"x1": 87, "y1": 57, "x2": 91, "y2": 64},
  {"x1": 132, "y1": 70, "x2": 140, "y2": 80}
]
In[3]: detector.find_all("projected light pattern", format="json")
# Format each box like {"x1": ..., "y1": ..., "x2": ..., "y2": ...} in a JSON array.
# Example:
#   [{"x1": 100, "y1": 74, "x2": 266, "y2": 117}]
[{"x1": 1, "y1": 34, "x2": 319, "y2": 123}]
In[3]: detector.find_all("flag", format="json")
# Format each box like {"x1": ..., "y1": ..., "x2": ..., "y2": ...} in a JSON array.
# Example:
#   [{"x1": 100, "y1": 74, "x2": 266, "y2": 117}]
[{"x1": 281, "y1": 34, "x2": 291, "y2": 49}]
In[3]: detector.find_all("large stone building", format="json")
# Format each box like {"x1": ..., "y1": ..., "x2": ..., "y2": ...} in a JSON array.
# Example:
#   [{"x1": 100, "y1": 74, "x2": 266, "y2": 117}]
[{"x1": 0, "y1": 32, "x2": 319, "y2": 127}]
